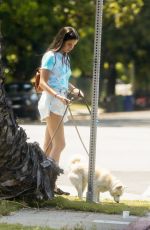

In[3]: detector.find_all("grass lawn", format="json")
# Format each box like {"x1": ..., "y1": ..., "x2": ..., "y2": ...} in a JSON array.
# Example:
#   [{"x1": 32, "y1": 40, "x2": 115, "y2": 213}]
[
  {"x1": 0, "y1": 196, "x2": 150, "y2": 217},
  {"x1": 0, "y1": 223, "x2": 87, "y2": 230},
  {"x1": 32, "y1": 196, "x2": 150, "y2": 216},
  {"x1": 0, "y1": 223, "x2": 56, "y2": 230},
  {"x1": 0, "y1": 200, "x2": 26, "y2": 216},
  {"x1": 0, "y1": 197, "x2": 150, "y2": 230}
]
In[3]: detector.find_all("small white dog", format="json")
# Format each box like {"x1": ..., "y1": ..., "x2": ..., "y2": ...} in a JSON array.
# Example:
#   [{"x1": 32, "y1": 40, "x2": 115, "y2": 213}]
[{"x1": 68, "y1": 156, "x2": 124, "y2": 203}]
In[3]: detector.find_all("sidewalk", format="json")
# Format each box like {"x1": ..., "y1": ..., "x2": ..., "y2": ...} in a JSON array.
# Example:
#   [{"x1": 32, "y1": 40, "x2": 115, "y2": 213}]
[
  {"x1": 0, "y1": 206, "x2": 150, "y2": 230},
  {"x1": 0, "y1": 208, "x2": 139, "y2": 230},
  {"x1": 66, "y1": 109, "x2": 150, "y2": 127},
  {"x1": 0, "y1": 186, "x2": 150, "y2": 230}
]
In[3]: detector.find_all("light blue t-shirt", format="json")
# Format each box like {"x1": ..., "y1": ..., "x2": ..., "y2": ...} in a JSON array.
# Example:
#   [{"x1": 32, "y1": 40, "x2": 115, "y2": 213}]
[{"x1": 41, "y1": 51, "x2": 71, "y2": 91}]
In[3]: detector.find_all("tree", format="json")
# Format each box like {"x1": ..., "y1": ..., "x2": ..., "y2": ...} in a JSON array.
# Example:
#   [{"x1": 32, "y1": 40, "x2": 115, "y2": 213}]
[
  {"x1": 101, "y1": 0, "x2": 145, "y2": 96},
  {"x1": 0, "y1": 21, "x2": 62, "y2": 199},
  {"x1": 0, "y1": 0, "x2": 144, "y2": 82},
  {"x1": 102, "y1": 0, "x2": 150, "y2": 96}
]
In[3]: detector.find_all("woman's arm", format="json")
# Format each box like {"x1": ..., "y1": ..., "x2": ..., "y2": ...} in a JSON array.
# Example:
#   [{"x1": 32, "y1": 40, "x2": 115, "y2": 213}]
[
  {"x1": 39, "y1": 69, "x2": 70, "y2": 104},
  {"x1": 39, "y1": 69, "x2": 58, "y2": 97}
]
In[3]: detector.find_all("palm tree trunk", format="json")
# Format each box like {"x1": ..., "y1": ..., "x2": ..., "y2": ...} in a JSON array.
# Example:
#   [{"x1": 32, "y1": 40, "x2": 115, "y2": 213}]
[{"x1": 0, "y1": 19, "x2": 62, "y2": 200}]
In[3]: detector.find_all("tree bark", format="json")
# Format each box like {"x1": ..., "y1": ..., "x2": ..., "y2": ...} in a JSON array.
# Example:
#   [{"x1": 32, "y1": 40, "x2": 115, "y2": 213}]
[
  {"x1": 0, "y1": 18, "x2": 62, "y2": 200},
  {"x1": 106, "y1": 63, "x2": 117, "y2": 97}
]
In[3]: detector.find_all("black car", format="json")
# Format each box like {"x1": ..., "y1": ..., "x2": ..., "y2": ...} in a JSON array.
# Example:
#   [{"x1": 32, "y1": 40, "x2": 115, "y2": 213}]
[{"x1": 5, "y1": 82, "x2": 40, "y2": 120}]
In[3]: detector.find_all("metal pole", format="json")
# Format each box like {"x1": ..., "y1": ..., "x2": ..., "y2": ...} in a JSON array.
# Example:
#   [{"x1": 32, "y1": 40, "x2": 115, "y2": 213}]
[{"x1": 86, "y1": 0, "x2": 103, "y2": 202}]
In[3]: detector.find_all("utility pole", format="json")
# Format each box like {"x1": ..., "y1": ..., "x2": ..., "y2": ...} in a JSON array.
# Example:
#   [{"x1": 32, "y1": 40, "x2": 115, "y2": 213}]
[{"x1": 86, "y1": 0, "x2": 104, "y2": 202}]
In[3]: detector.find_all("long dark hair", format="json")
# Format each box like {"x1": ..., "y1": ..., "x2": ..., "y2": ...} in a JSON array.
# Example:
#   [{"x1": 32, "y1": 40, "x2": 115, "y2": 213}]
[
  {"x1": 48, "y1": 26, "x2": 79, "y2": 52},
  {"x1": 47, "y1": 26, "x2": 79, "y2": 67}
]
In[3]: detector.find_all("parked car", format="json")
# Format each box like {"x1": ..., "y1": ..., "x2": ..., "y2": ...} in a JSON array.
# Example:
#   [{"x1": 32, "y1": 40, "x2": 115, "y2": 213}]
[
  {"x1": 134, "y1": 90, "x2": 150, "y2": 110},
  {"x1": 5, "y1": 82, "x2": 40, "y2": 120}
]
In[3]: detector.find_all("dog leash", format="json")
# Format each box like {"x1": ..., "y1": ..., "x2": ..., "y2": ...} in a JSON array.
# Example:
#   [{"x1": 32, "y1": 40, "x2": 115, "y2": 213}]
[
  {"x1": 44, "y1": 102, "x2": 70, "y2": 153},
  {"x1": 68, "y1": 92, "x2": 101, "y2": 156},
  {"x1": 45, "y1": 90, "x2": 92, "y2": 156},
  {"x1": 44, "y1": 90, "x2": 75, "y2": 153},
  {"x1": 68, "y1": 106, "x2": 89, "y2": 155}
]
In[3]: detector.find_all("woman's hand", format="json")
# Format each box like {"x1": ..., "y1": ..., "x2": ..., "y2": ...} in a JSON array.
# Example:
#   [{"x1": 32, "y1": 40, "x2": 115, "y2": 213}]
[
  {"x1": 56, "y1": 94, "x2": 71, "y2": 105},
  {"x1": 71, "y1": 88, "x2": 84, "y2": 98}
]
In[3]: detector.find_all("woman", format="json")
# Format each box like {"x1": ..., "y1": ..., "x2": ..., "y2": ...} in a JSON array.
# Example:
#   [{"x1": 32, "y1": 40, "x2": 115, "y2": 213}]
[{"x1": 38, "y1": 26, "x2": 83, "y2": 193}]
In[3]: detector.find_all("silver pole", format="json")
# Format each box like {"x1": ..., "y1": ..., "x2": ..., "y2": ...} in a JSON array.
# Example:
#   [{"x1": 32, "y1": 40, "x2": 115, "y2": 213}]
[{"x1": 86, "y1": 0, "x2": 103, "y2": 202}]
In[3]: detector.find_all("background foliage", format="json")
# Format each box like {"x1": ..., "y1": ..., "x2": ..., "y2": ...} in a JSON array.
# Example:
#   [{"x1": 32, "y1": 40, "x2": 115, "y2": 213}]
[{"x1": 1, "y1": 0, "x2": 149, "y2": 96}]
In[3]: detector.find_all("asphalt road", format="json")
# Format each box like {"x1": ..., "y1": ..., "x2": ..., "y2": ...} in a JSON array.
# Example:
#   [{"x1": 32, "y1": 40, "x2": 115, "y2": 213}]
[{"x1": 20, "y1": 110, "x2": 150, "y2": 198}]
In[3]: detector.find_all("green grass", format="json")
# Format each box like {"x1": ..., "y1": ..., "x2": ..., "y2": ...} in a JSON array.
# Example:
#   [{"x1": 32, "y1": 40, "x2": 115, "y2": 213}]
[
  {"x1": 0, "y1": 200, "x2": 27, "y2": 215},
  {"x1": 0, "y1": 223, "x2": 89, "y2": 230},
  {"x1": 0, "y1": 223, "x2": 56, "y2": 230},
  {"x1": 0, "y1": 197, "x2": 150, "y2": 230},
  {"x1": 0, "y1": 196, "x2": 150, "y2": 218},
  {"x1": 27, "y1": 196, "x2": 150, "y2": 217}
]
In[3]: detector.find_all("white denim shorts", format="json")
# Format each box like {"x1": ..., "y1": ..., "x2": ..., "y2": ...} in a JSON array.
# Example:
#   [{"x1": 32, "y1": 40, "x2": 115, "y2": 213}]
[{"x1": 38, "y1": 90, "x2": 68, "y2": 123}]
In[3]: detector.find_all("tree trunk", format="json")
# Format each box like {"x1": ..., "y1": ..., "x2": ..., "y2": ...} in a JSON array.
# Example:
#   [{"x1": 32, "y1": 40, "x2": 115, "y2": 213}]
[
  {"x1": 0, "y1": 21, "x2": 62, "y2": 200},
  {"x1": 106, "y1": 63, "x2": 117, "y2": 97}
]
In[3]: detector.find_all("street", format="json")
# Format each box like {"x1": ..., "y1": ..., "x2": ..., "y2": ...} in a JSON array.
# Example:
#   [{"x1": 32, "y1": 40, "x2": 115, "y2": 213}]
[{"x1": 20, "y1": 110, "x2": 150, "y2": 198}]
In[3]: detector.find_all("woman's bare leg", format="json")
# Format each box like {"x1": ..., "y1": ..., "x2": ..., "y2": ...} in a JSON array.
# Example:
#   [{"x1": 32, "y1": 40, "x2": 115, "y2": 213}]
[
  {"x1": 43, "y1": 125, "x2": 52, "y2": 157},
  {"x1": 44, "y1": 113, "x2": 69, "y2": 195},
  {"x1": 45, "y1": 113, "x2": 65, "y2": 164}
]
